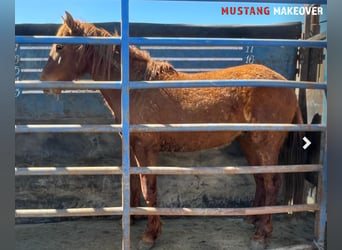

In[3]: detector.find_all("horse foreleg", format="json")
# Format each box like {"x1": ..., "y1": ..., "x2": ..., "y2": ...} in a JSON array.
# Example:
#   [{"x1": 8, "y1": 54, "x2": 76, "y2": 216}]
[
  {"x1": 134, "y1": 144, "x2": 162, "y2": 247},
  {"x1": 130, "y1": 151, "x2": 141, "y2": 208},
  {"x1": 131, "y1": 174, "x2": 141, "y2": 207},
  {"x1": 130, "y1": 151, "x2": 142, "y2": 224},
  {"x1": 140, "y1": 174, "x2": 162, "y2": 244},
  {"x1": 130, "y1": 174, "x2": 141, "y2": 222}
]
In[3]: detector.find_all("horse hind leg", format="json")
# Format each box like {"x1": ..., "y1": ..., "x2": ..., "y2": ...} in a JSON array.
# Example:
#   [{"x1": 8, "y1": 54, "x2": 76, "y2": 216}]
[
  {"x1": 244, "y1": 173, "x2": 265, "y2": 225},
  {"x1": 238, "y1": 134, "x2": 267, "y2": 226},
  {"x1": 238, "y1": 131, "x2": 286, "y2": 247}
]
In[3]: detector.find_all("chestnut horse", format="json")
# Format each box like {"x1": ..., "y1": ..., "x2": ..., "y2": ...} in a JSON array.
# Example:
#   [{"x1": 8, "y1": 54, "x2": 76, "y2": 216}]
[{"x1": 41, "y1": 12, "x2": 305, "y2": 249}]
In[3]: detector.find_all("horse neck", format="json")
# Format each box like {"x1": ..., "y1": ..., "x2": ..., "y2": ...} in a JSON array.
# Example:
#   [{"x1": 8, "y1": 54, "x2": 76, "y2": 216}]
[
  {"x1": 89, "y1": 45, "x2": 174, "y2": 122},
  {"x1": 100, "y1": 89, "x2": 122, "y2": 123},
  {"x1": 88, "y1": 47, "x2": 148, "y2": 123},
  {"x1": 86, "y1": 45, "x2": 122, "y2": 122}
]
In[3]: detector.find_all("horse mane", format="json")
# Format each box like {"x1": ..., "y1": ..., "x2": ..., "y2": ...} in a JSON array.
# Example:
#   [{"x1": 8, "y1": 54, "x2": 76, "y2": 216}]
[{"x1": 61, "y1": 20, "x2": 175, "y2": 80}]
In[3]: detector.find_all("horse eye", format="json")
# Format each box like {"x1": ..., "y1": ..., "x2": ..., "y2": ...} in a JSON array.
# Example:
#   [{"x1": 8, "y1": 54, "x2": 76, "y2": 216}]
[{"x1": 56, "y1": 44, "x2": 63, "y2": 51}]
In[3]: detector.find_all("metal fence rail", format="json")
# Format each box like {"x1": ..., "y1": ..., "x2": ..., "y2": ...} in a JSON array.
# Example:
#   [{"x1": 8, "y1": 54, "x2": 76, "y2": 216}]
[
  {"x1": 16, "y1": 204, "x2": 320, "y2": 218},
  {"x1": 15, "y1": 164, "x2": 323, "y2": 176},
  {"x1": 15, "y1": 0, "x2": 327, "y2": 249},
  {"x1": 15, "y1": 123, "x2": 326, "y2": 133},
  {"x1": 15, "y1": 79, "x2": 327, "y2": 90},
  {"x1": 15, "y1": 35, "x2": 327, "y2": 47}
]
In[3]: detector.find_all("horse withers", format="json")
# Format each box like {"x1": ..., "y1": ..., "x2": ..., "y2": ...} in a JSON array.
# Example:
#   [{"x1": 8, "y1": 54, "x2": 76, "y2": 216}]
[{"x1": 40, "y1": 11, "x2": 305, "y2": 250}]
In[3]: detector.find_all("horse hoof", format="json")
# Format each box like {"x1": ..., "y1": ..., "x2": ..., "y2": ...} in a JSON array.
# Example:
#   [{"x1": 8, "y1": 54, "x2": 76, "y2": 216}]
[
  {"x1": 137, "y1": 240, "x2": 154, "y2": 250},
  {"x1": 249, "y1": 240, "x2": 266, "y2": 250}
]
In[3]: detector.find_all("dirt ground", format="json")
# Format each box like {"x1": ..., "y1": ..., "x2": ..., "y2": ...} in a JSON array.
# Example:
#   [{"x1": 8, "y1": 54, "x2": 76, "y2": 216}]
[{"x1": 15, "y1": 213, "x2": 317, "y2": 250}]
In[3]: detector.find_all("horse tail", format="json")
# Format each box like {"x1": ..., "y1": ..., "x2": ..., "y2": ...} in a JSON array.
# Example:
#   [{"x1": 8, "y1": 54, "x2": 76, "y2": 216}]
[{"x1": 280, "y1": 105, "x2": 307, "y2": 205}]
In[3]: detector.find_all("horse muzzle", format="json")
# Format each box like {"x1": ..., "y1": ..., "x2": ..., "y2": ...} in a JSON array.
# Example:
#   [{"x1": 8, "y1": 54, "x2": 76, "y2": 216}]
[
  {"x1": 43, "y1": 89, "x2": 62, "y2": 95},
  {"x1": 40, "y1": 73, "x2": 62, "y2": 95}
]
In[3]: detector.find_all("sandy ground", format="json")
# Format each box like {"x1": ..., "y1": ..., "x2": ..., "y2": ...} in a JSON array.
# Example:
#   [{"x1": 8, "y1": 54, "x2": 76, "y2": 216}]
[{"x1": 15, "y1": 213, "x2": 317, "y2": 250}]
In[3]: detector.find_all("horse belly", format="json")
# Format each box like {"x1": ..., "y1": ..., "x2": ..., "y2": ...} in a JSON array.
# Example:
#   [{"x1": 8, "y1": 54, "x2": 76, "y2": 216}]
[{"x1": 160, "y1": 131, "x2": 241, "y2": 152}]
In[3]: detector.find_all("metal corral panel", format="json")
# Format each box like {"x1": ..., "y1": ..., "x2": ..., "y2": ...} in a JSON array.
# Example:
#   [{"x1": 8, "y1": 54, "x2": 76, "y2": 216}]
[{"x1": 15, "y1": 23, "x2": 303, "y2": 213}]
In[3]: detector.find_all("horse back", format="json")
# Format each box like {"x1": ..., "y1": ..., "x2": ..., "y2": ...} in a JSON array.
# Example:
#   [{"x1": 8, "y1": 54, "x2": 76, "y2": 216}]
[{"x1": 130, "y1": 63, "x2": 297, "y2": 125}]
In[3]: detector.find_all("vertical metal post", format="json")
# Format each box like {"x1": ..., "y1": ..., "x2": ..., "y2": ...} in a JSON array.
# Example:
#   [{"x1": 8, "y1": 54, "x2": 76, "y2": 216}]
[
  {"x1": 315, "y1": 89, "x2": 327, "y2": 249},
  {"x1": 298, "y1": 4, "x2": 312, "y2": 124},
  {"x1": 121, "y1": 0, "x2": 130, "y2": 249}
]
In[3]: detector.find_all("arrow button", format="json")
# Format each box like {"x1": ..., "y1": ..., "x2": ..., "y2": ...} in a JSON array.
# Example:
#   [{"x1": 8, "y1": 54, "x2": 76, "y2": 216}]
[{"x1": 302, "y1": 136, "x2": 311, "y2": 150}]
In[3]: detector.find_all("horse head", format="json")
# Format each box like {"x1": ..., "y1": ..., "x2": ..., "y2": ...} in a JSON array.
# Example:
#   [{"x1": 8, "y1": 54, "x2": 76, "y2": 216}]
[{"x1": 40, "y1": 11, "x2": 119, "y2": 94}]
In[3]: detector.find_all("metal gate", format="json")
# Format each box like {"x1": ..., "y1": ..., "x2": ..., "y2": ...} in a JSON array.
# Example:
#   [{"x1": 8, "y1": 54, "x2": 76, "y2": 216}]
[{"x1": 15, "y1": 0, "x2": 327, "y2": 249}]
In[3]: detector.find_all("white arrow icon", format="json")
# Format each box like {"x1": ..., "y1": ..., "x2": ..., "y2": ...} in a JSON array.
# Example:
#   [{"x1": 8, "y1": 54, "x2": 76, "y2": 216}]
[{"x1": 302, "y1": 136, "x2": 311, "y2": 150}]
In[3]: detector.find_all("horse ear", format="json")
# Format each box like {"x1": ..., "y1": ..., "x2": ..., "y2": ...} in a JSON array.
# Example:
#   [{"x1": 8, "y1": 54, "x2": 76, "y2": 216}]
[{"x1": 64, "y1": 11, "x2": 77, "y2": 33}]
